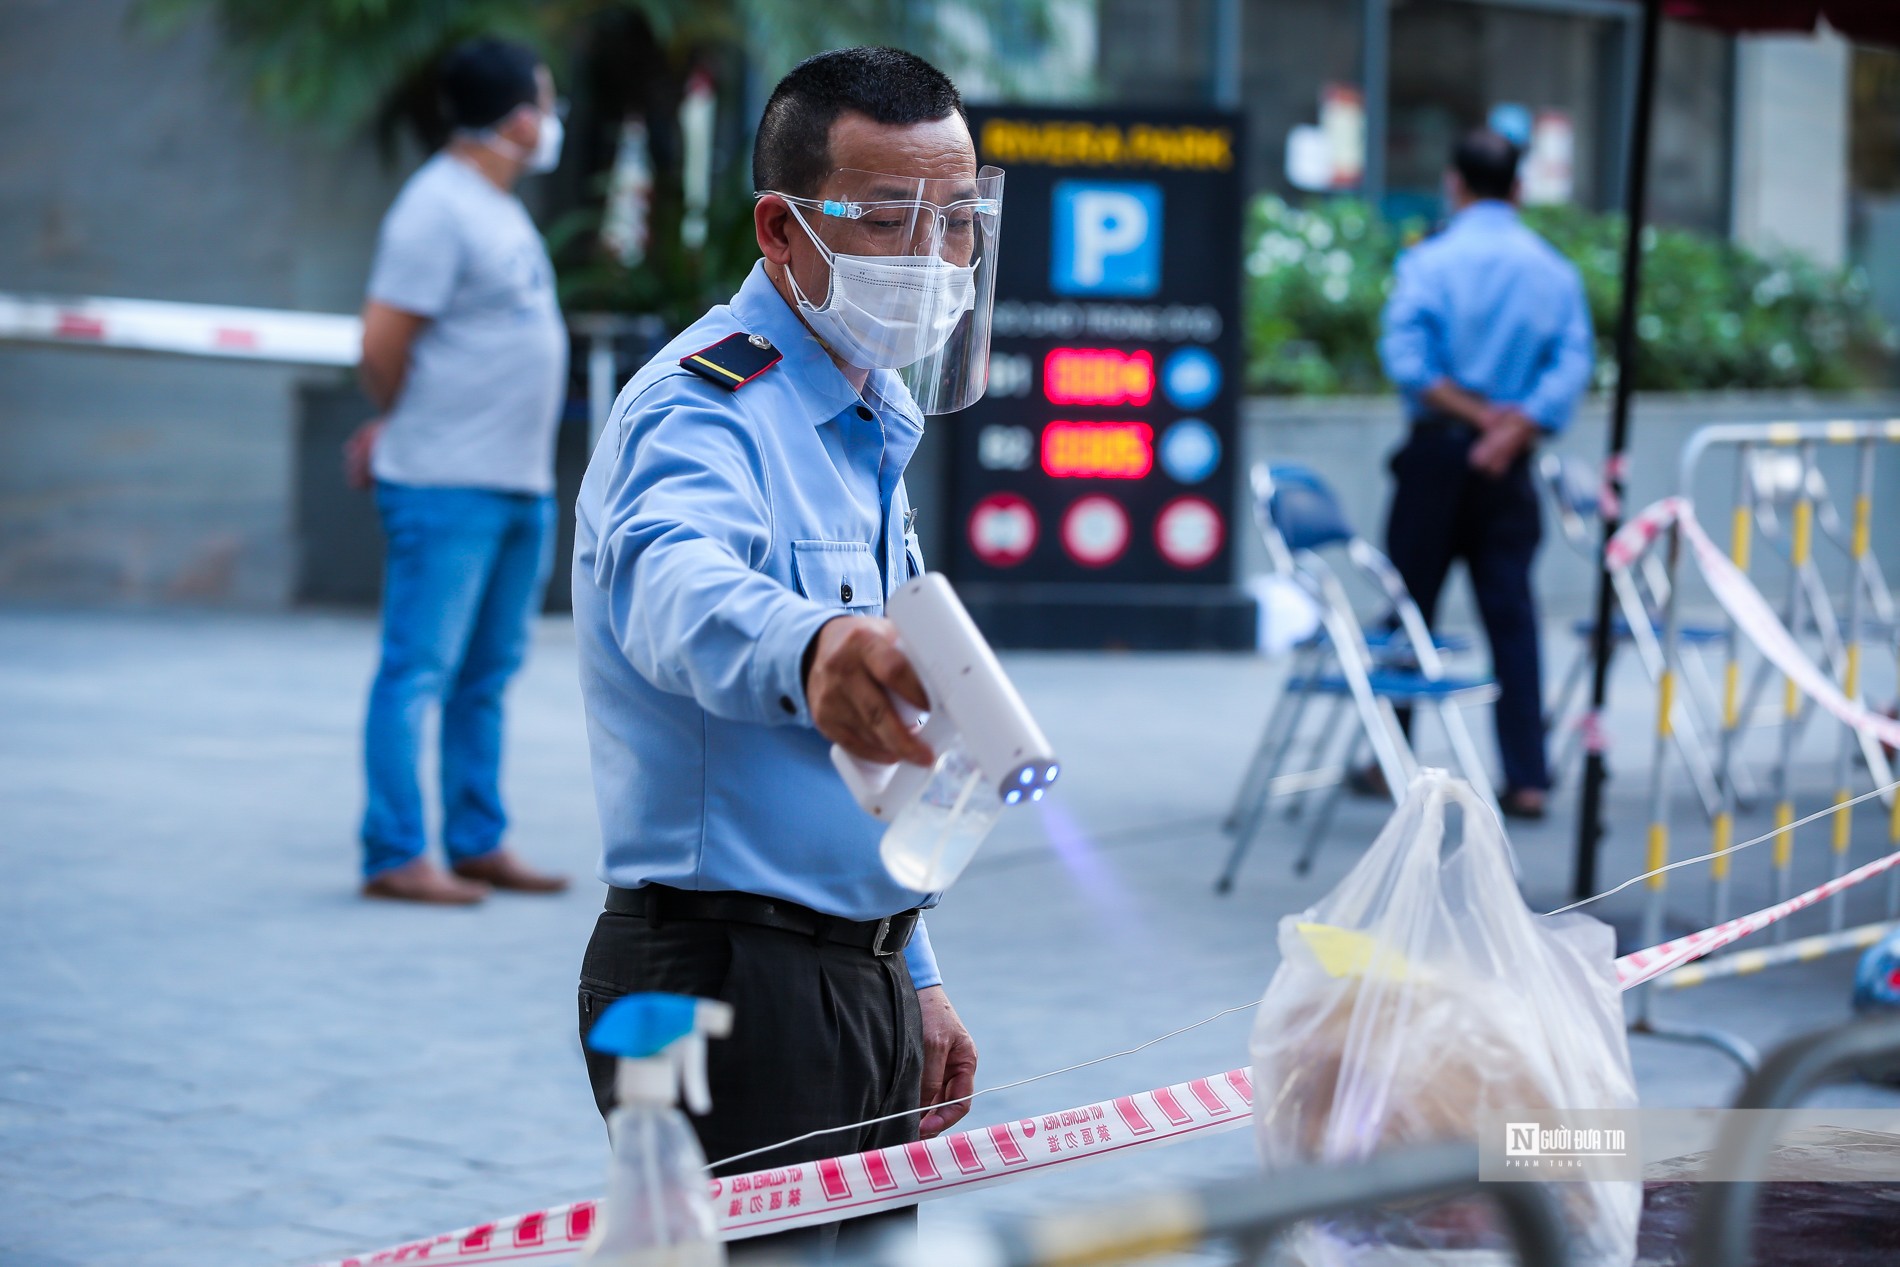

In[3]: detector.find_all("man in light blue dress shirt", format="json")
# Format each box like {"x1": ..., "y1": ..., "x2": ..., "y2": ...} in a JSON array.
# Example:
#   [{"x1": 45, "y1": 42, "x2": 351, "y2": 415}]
[
  {"x1": 570, "y1": 48, "x2": 998, "y2": 1259},
  {"x1": 1374, "y1": 129, "x2": 1594, "y2": 819}
]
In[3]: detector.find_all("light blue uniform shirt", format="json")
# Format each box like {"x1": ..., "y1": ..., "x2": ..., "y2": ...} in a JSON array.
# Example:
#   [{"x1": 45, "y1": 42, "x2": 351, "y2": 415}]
[
  {"x1": 1379, "y1": 201, "x2": 1594, "y2": 433},
  {"x1": 572, "y1": 261, "x2": 941, "y2": 989}
]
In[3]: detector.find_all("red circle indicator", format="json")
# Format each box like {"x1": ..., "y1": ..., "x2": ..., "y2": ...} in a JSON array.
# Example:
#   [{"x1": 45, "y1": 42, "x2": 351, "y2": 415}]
[
  {"x1": 1155, "y1": 496, "x2": 1224, "y2": 569},
  {"x1": 968, "y1": 493, "x2": 1039, "y2": 568},
  {"x1": 1061, "y1": 496, "x2": 1131, "y2": 568}
]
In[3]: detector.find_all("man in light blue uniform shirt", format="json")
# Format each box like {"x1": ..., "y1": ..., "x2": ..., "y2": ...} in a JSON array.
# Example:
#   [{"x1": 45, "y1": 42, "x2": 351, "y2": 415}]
[
  {"x1": 1372, "y1": 129, "x2": 1594, "y2": 820},
  {"x1": 571, "y1": 48, "x2": 1000, "y2": 1259}
]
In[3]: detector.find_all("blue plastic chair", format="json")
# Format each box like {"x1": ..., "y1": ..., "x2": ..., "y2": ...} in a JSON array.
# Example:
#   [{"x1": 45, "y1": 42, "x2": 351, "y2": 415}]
[{"x1": 1217, "y1": 464, "x2": 1501, "y2": 892}]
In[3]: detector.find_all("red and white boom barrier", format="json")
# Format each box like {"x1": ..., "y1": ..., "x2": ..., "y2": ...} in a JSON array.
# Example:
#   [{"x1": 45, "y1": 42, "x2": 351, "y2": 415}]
[{"x1": 0, "y1": 291, "x2": 360, "y2": 366}]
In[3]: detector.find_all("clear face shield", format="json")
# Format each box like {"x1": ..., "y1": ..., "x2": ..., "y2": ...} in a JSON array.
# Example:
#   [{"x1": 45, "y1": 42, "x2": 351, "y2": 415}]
[{"x1": 760, "y1": 166, "x2": 1004, "y2": 415}]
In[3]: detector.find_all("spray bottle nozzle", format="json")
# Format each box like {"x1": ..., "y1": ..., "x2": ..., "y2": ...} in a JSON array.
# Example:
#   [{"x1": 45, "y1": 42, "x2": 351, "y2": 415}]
[{"x1": 587, "y1": 993, "x2": 733, "y2": 1114}]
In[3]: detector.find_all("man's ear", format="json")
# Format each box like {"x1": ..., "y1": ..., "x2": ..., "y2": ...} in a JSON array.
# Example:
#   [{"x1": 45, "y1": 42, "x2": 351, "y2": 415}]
[
  {"x1": 755, "y1": 195, "x2": 795, "y2": 266},
  {"x1": 497, "y1": 103, "x2": 539, "y2": 148}
]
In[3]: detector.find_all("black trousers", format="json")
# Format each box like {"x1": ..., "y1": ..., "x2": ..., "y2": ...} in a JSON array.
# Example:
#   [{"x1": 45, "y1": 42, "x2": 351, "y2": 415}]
[
  {"x1": 1383, "y1": 420, "x2": 1550, "y2": 793},
  {"x1": 579, "y1": 906, "x2": 924, "y2": 1262}
]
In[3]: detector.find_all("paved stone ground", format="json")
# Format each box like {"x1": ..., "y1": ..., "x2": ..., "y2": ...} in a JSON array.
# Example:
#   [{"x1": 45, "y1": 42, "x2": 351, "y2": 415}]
[{"x1": 3, "y1": 607, "x2": 1898, "y2": 1267}]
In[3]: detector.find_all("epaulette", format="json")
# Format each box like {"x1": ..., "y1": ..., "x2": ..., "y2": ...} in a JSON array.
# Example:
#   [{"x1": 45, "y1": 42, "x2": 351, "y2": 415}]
[{"x1": 680, "y1": 332, "x2": 781, "y2": 390}]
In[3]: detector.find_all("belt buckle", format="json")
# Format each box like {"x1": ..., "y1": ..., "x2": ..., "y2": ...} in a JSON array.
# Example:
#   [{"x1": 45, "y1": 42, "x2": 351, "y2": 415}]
[{"x1": 870, "y1": 916, "x2": 895, "y2": 957}]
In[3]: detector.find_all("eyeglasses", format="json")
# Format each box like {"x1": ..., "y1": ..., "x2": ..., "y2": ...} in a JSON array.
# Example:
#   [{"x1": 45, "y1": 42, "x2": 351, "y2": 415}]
[{"x1": 760, "y1": 191, "x2": 1000, "y2": 249}]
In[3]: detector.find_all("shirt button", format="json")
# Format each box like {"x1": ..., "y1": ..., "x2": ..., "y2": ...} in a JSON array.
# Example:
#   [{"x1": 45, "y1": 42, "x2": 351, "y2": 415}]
[
  {"x1": 840, "y1": 581, "x2": 854, "y2": 604},
  {"x1": 779, "y1": 694, "x2": 796, "y2": 715},
  {"x1": 856, "y1": 405, "x2": 874, "y2": 421}
]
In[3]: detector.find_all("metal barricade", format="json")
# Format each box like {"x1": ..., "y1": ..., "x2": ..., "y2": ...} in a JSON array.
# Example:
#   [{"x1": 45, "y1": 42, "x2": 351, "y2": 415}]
[
  {"x1": 949, "y1": 1143, "x2": 1569, "y2": 1267},
  {"x1": 1690, "y1": 1014, "x2": 1900, "y2": 1267},
  {"x1": 1635, "y1": 421, "x2": 1900, "y2": 1066}
]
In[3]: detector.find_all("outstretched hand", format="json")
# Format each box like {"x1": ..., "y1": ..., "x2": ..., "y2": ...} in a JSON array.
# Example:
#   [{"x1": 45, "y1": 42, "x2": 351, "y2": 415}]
[{"x1": 804, "y1": 616, "x2": 933, "y2": 767}]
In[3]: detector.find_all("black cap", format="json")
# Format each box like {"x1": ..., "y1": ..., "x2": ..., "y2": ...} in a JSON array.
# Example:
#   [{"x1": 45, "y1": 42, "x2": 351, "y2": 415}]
[{"x1": 439, "y1": 37, "x2": 540, "y2": 131}]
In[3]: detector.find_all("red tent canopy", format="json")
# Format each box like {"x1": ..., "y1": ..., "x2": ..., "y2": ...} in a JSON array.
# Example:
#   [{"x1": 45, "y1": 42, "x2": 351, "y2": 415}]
[{"x1": 1664, "y1": 0, "x2": 1900, "y2": 44}]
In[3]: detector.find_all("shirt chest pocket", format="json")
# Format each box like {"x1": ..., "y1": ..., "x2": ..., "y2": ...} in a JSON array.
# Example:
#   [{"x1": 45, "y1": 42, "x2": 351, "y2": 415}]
[{"x1": 791, "y1": 540, "x2": 883, "y2": 615}]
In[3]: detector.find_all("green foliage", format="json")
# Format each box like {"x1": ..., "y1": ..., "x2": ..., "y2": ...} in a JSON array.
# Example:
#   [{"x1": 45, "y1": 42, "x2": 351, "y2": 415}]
[
  {"x1": 1244, "y1": 195, "x2": 1898, "y2": 397},
  {"x1": 136, "y1": 0, "x2": 1058, "y2": 142},
  {"x1": 132, "y1": 0, "x2": 570, "y2": 143},
  {"x1": 139, "y1": 0, "x2": 1065, "y2": 326},
  {"x1": 545, "y1": 170, "x2": 762, "y2": 332}
]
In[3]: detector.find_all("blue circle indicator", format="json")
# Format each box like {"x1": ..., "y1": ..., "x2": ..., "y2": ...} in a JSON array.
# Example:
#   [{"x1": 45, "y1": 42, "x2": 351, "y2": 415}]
[
  {"x1": 1162, "y1": 347, "x2": 1221, "y2": 410},
  {"x1": 1159, "y1": 419, "x2": 1221, "y2": 485}
]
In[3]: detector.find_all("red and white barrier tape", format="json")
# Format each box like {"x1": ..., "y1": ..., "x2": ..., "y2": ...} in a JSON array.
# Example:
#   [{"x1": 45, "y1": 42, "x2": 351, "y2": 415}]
[
  {"x1": 0, "y1": 291, "x2": 360, "y2": 367},
  {"x1": 1597, "y1": 451, "x2": 1627, "y2": 522},
  {"x1": 316, "y1": 1070, "x2": 1258, "y2": 1264},
  {"x1": 1607, "y1": 496, "x2": 1900, "y2": 752},
  {"x1": 1612, "y1": 846, "x2": 1900, "y2": 991},
  {"x1": 310, "y1": 846, "x2": 1900, "y2": 1267}
]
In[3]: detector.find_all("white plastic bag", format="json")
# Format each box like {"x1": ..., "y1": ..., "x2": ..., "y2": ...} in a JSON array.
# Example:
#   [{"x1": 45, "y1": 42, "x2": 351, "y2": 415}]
[{"x1": 1251, "y1": 769, "x2": 1638, "y2": 1266}]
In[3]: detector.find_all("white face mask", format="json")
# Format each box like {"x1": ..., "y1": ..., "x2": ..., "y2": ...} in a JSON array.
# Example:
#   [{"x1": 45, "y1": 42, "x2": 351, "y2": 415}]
[
  {"x1": 528, "y1": 112, "x2": 563, "y2": 173},
  {"x1": 479, "y1": 108, "x2": 562, "y2": 174},
  {"x1": 783, "y1": 203, "x2": 977, "y2": 371}
]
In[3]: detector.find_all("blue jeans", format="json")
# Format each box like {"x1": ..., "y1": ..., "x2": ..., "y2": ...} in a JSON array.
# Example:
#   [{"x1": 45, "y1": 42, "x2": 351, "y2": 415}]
[{"x1": 361, "y1": 482, "x2": 555, "y2": 878}]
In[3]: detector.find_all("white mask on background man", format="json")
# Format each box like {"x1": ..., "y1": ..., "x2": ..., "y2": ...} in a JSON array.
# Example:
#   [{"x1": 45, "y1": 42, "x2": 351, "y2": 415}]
[
  {"x1": 479, "y1": 107, "x2": 562, "y2": 174},
  {"x1": 527, "y1": 112, "x2": 563, "y2": 173},
  {"x1": 781, "y1": 202, "x2": 977, "y2": 370}
]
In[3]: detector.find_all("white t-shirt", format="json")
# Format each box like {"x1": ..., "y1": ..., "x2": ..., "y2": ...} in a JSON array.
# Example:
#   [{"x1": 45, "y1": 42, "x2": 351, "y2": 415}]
[{"x1": 367, "y1": 153, "x2": 568, "y2": 494}]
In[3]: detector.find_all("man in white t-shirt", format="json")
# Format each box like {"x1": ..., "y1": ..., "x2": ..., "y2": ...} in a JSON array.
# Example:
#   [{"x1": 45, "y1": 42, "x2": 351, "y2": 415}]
[{"x1": 349, "y1": 36, "x2": 571, "y2": 903}]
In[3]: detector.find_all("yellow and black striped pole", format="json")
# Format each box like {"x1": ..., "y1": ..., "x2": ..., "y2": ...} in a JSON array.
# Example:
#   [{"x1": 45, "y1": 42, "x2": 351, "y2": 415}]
[
  {"x1": 1710, "y1": 445, "x2": 1752, "y2": 924},
  {"x1": 1655, "y1": 919, "x2": 1895, "y2": 991},
  {"x1": 1768, "y1": 441, "x2": 1817, "y2": 940},
  {"x1": 1638, "y1": 508, "x2": 1686, "y2": 1027},
  {"x1": 1828, "y1": 440, "x2": 1875, "y2": 931}
]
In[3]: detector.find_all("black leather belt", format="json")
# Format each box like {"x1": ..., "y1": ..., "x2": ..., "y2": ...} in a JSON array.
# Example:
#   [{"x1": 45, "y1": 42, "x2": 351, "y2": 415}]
[
  {"x1": 605, "y1": 884, "x2": 919, "y2": 957},
  {"x1": 1410, "y1": 411, "x2": 1477, "y2": 434}
]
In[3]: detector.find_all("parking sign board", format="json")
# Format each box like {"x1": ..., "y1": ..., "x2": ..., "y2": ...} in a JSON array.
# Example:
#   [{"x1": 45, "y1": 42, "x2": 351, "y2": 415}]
[{"x1": 951, "y1": 107, "x2": 1249, "y2": 649}]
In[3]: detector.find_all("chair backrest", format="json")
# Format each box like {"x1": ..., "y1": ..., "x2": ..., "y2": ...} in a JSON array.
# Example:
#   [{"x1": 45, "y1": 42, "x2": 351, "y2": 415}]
[
  {"x1": 1256, "y1": 462, "x2": 1354, "y2": 555},
  {"x1": 1537, "y1": 452, "x2": 1601, "y2": 520}
]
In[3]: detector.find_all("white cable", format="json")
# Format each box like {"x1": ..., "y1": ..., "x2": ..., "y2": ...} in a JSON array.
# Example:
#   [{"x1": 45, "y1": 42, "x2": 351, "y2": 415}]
[
  {"x1": 704, "y1": 1000, "x2": 1260, "y2": 1172},
  {"x1": 1543, "y1": 777, "x2": 1900, "y2": 917}
]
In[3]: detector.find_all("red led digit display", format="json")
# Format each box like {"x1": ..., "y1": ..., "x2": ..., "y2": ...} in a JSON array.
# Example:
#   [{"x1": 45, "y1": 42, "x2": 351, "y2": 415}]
[
  {"x1": 1041, "y1": 422, "x2": 1153, "y2": 480},
  {"x1": 1043, "y1": 348, "x2": 1155, "y2": 407}
]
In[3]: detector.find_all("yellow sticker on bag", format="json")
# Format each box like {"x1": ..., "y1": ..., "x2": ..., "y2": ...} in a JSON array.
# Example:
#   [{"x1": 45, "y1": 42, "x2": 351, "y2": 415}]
[{"x1": 1296, "y1": 922, "x2": 1412, "y2": 981}]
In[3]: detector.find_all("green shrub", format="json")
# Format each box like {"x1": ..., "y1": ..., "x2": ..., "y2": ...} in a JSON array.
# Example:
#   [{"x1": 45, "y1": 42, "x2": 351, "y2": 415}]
[{"x1": 1243, "y1": 195, "x2": 1897, "y2": 397}]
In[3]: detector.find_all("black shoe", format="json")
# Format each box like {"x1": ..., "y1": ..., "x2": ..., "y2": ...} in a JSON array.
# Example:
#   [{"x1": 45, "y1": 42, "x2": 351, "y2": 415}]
[
  {"x1": 1347, "y1": 764, "x2": 1391, "y2": 800},
  {"x1": 1500, "y1": 788, "x2": 1548, "y2": 820}
]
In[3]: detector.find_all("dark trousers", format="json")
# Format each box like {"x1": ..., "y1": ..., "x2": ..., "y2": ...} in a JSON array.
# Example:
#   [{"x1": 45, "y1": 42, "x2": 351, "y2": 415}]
[
  {"x1": 579, "y1": 907, "x2": 924, "y2": 1262},
  {"x1": 1383, "y1": 421, "x2": 1550, "y2": 793}
]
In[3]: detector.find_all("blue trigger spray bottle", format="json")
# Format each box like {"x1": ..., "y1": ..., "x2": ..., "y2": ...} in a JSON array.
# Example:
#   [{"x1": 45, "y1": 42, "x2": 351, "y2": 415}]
[{"x1": 578, "y1": 994, "x2": 734, "y2": 1267}]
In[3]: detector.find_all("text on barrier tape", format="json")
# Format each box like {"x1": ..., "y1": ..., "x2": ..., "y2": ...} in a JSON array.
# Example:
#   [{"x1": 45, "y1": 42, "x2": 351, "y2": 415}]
[{"x1": 311, "y1": 846, "x2": 1900, "y2": 1267}]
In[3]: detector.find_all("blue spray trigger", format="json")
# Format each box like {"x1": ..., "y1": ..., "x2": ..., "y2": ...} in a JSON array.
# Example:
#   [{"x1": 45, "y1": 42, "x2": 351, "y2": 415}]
[{"x1": 587, "y1": 993, "x2": 704, "y2": 1059}]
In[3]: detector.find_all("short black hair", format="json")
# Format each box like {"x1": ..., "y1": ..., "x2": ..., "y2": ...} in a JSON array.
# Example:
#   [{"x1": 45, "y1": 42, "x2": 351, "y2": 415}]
[
  {"x1": 440, "y1": 37, "x2": 541, "y2": 131},
  {"x1": 753, "y1": 47, "x2": 965, "y2": 197},
  {"x1": 1452, "y1": 129, "x2": 1521, "y2": 201}
]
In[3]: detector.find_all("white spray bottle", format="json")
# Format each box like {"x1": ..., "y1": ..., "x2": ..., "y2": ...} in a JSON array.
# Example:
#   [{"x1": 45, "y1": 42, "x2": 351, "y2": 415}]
[
  {"x1": 830, "y1": 573, "x2": 1060, "y2": 892},
  {"x1": 578, "y1": 993, "x2": 734, "y2": 1267}
]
